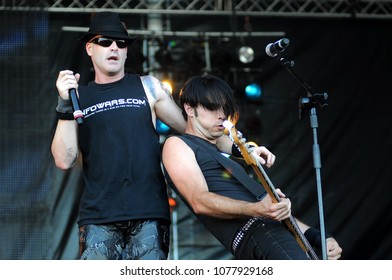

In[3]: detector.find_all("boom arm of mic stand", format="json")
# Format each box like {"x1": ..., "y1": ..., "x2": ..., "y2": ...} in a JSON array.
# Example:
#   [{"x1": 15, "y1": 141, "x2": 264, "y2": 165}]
[
  {"x1": 279, "y1": 57, "x2": 328, "y2": 111},
  {"x1": 277, "y1": 54, "x2": 329, "y2": 260}
]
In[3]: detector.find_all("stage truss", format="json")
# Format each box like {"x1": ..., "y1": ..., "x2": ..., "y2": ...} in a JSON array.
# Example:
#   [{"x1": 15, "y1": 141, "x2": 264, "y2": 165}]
[{"x1": 1, "y1": 0, "x2": 392, "y2": 19}]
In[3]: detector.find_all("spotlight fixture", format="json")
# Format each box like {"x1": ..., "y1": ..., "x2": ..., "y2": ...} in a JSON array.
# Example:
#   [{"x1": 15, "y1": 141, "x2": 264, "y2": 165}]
[
  {"x1": 245, "y1": 83, "x2": 262, "y2": 99},
  {"x1": 238, "y1": 46, "x2": 254, "y2": 64},
  {"x1": 156, "y1": 119, "x2": 171, "y2": 134}
]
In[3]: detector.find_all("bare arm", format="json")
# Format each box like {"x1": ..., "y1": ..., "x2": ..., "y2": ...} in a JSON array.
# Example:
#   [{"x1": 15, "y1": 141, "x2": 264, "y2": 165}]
[
  {"x1": 52, "y1": 120, "x2": 79, "y2": 170},
  {"x1": 141, "y1": 75, "x2": 186, "y2": 134},
  {"x1": 51, "y1": 70, "x2": 80, "y2": 170},
  {"x1": 216, "y1": 134, "x2": 236, "y2": 155},
  {"x1": 162, "y1": 136, "x2": 291, "y2": 220}
]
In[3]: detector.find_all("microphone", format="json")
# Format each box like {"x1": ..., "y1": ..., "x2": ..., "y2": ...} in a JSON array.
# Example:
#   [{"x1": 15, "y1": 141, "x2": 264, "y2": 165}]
[
  {"x1": 69, "y1": 88, "x2": 83, "y2": 125},
  {"x1": 265, "y1": 38, "x2": 290, "y2": 57}
]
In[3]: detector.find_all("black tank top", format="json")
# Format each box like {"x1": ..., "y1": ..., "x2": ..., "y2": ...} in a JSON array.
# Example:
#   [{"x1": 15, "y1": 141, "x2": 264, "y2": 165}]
[
  {"x1": 163, "y1": 134, "x2": 265, "y2": 251},
  {"x1": 77, "y1": 74, "x2": 170, "y2": 226}
]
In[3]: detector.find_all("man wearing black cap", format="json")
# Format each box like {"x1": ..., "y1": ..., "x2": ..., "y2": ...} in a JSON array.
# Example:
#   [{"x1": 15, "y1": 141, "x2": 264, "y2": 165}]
[{"x1": 51, "y1": 12, "x2": 276, "y2": 260}]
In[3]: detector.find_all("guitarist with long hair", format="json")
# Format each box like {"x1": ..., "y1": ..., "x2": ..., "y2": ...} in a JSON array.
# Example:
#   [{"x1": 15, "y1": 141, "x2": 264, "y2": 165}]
[{"x1": 162, "y1": 74, "x2": 342, "y2": 260}]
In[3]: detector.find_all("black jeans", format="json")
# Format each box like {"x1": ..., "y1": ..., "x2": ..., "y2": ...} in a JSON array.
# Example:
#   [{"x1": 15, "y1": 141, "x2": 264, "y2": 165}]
[
  {"x1": 78, "y1": 219, "x2": 170, "y2": 260},
  {"x1": 235, "y1": 219, "x2": 310, "y2": 260}
]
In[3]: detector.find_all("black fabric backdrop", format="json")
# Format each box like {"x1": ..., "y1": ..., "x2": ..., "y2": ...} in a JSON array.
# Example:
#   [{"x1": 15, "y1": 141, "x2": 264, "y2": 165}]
[{"x1": 1, "y1": 11, "x2": 391, "y2": 260}]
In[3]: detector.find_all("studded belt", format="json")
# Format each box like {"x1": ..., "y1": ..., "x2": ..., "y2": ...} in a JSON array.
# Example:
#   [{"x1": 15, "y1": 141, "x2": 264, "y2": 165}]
[{"x1": 231, "y1": 217, "x2": 262, "y2": 254}]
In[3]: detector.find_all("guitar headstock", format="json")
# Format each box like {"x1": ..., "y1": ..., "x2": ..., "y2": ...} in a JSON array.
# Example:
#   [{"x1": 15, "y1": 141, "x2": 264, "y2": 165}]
[{"x1": 223, "y1": 120, "x2": 257, "y2": 165}]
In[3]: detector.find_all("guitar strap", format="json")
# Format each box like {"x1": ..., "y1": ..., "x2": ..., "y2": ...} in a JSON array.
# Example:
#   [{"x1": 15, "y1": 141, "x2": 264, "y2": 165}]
[{"x1": 181, "y1": 134, "x2": 266, "y2": 200}]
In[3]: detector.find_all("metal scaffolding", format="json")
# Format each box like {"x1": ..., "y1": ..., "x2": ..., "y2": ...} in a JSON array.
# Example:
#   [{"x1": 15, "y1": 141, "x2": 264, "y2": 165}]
[{"x1": 1, "y1": 0, "x2": 392, "y2": 19}]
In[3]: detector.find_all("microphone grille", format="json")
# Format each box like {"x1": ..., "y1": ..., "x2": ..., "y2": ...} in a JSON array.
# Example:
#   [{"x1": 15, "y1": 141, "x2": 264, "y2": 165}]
[{"x1": 279, "y1": 38, "x2": 290, "y2": 48}]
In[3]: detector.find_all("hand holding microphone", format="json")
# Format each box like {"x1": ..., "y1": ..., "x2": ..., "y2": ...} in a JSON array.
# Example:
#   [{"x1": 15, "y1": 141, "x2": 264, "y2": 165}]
[{"x1": 55, "y1": 70, "x2": 83, "y2": 125}]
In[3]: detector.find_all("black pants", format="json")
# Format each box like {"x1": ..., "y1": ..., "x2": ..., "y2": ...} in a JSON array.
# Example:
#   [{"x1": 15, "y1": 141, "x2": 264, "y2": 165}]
[
  {"x1": 78, "y1": 219, "x2": 170, "y2": 260},
  {"x1": 235, "y1": 219, "x2": 310, "y2": 260}
]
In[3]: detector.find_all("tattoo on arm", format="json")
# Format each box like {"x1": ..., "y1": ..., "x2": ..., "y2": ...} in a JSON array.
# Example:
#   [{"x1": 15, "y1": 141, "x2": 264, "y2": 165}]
[
  {"x1": 66, "y1": 148, "x2": 77, "y2": 167},
  {"x1": 143, "y1": 76, "x2": 156, "y2": 99},
  {"x1": 159, "y1": 81, "x2": 172, "y2": 98},
  {"x1": 142, "y1": 76, "x2": 172, "y2": 101}
]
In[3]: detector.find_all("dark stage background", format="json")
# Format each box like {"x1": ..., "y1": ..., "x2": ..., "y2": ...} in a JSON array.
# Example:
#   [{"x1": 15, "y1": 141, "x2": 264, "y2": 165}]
[{"x1": 1, "y1": 10, "x2": 391, "y2": 260}]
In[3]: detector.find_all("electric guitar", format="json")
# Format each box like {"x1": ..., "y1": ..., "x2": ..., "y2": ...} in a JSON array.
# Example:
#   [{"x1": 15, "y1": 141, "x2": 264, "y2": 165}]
[{"x1": 223, "y1": 120, "x2": 319, "y2": 260}]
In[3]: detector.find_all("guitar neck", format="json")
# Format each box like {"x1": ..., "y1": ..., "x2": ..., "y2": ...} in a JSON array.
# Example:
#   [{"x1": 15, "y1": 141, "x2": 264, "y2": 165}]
[{"x1": 250, "y1": 161, "x2": 319, "y2": 260}]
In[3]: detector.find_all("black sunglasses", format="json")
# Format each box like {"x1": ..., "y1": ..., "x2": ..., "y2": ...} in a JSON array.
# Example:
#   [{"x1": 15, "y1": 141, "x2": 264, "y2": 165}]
[{"x1": 92, "y1": 37, "x2": 128, "y2": 49}]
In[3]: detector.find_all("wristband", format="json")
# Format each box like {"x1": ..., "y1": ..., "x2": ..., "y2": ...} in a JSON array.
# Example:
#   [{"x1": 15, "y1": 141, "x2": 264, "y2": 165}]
[
  {"x1": 56, "y1": 96, "x2": 74, "y2": 120},
  {"x1": 56, "y1": 96, "x2": 73, "y2": 113},
  {"x1": 231, "y1": 143, "x2": 242, "y2": 158},
  {"x1": 304, "y1": 227, "x2": 332, "y2": 249},
  {"x1": 56, "y1": 111, "x2": 74, "y2": 120}
]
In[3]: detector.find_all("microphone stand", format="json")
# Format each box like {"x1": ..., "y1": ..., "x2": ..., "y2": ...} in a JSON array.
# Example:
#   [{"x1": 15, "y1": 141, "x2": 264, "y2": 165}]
[{"x1": 275, "y1": 53, "x2": 329, "y2": 260}]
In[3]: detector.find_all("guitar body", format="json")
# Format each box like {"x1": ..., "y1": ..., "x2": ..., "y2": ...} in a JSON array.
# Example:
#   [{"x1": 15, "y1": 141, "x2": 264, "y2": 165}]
[{"x1": 223, "y1": 121, "x2": 319, "y2": 260}]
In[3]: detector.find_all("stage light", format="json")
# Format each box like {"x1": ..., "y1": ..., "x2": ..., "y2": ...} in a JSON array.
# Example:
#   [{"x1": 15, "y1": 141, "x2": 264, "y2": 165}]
[
  {"x1": 238, "y1": 46, "x2": 254, "y2": 64},
  {"x1": 168, "y1": 197, "x2": 177, "y2": 211},
  {"x1": 162, "y1": 80, "x2": 173, "y2": 94},
  {"x1": 245, "y1": 83, "x2": 262, "y2": 99},
  {"x1": 156, "y1": 119, "x2": 171, "y2": 134},
  {"x1": 168, "y1": 40, "x2": 177, "y2": 48}
]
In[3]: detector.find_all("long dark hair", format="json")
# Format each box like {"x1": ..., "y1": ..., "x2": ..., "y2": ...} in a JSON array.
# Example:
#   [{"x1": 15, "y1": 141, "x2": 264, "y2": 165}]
[{"x1": 179, "y1": 74, "x2": 239, "y2": 123}]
